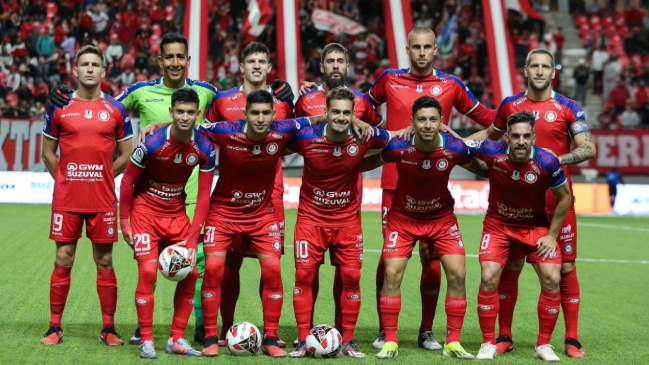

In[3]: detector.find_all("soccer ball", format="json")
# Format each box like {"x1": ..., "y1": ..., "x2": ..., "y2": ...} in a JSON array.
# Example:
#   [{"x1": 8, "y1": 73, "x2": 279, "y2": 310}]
[
  {"x1": 305, "y1": 324, "x2": 342, "y2": 358},
  {"x1": 158, "y1": 245, "x2": 193, "y2": 281},
  {"x1": 226, "y1": 322, "x2": 262, "y2": 356}
]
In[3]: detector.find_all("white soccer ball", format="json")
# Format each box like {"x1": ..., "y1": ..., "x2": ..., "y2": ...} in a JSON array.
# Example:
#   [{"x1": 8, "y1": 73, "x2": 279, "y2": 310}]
[
  {"x1": 305, "y1": 324, "x2": 342, "y2": 358},
  {"x1": 157, "y1": 245, "x2": 193, "y2": 281},
  {"x1": 226, "y1": 322, "x2": 262, "y2": 356}
]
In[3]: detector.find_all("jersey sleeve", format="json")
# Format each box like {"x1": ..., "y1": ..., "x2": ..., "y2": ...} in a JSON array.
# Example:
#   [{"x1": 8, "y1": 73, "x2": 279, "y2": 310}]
[
  {"x1": 115, "y1": 81, "x2": 144, "y2": 112},
  {"x1": 449, "y1": 75, "x2": 480, "y2": 115},
  {"x1": 199, "y1": 121, "x2": 242, "y2": 145},
  {"x1": 130, "y1": 139, "x2": 153, "y2": 168},
  {"x1": 493, "y1": 99, "x2": 511, "y2": 131},
  {"x1": 563, "y1": 99, "x2": 589, "y2": 139},
  {"x1": 294, "y1": 96, "x2": 307, "y2": 117},
  {"x1": 367, "y1": 69, "x2": 391, "y2": 106},
  {"x1": 42, "y1": 106, "x2": 60, "y2": 140},
  {"x1": 368, "y1": 127, "x2": 391, "y2": 149},
  {"x1": 466, "y1": 139, "x2": 498, "y2": 160},
  {"x1": 381, "y1": 136, "x2": 409, "y2": 163},
  {"x1": 197, "y1": 133, "x2": 217, "y2": 172},
  {"x1": 271, "y1": 117, "x2": 311, "y2": 137},
  {"x1": 537, "y1": 149, "x2": 568, "y2": 188},
  {"x1": 115, "y1": 103, "x2": 134, "y2": 142},
  {"x1": 358, "y1": 93, "x2": 384, "y2": 127},
  {"x1": 204, "y1": 95, "x2": 221, "y2": 123},
  {"x1": 444, "y1": 134, "x2": 472, "y2": 165}
]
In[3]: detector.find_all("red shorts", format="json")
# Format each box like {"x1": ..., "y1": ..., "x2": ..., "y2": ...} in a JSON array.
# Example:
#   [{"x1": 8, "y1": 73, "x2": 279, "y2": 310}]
[
  {"x1": 203, "y1": 214, "x2": 282, "y2": 257},
  {"x1": 553, "y1": 210, "x2": 577, "y2": 262},
  {"x1": 226, "y1": 200, "x2": 286, "y2": 259},
  {"x1": 130, "y1": 211, "x2": 190, "y2": 262},
  {"x1": 50, "y1": 210, "x2": 118, "y2": 243},
  {"x1": 382, "y1": 212, "x2": 465, "y2": 259},
  {"x1": 382, "y1": 189, "x2": 395, "y2": 230},
  {"x1": 294, "y1": 221, "x2": 363, "y2": 269},
  {"x1": 479, "y1": 219, "x2": 562, "y2": 266}
]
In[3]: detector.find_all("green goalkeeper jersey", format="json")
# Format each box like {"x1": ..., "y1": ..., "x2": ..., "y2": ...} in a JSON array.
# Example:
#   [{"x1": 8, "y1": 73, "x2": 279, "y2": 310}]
[{"x1": 116, "y1": 77, "x2": 218, "y2": 203}]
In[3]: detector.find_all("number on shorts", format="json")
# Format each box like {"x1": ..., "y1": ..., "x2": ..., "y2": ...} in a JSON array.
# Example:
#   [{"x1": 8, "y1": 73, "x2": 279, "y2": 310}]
[
  {"x1": 295, "y1": 240, "x2": 309, "y2": 259},
  {"x1": 480, "y1": 234, "x2": 491, "y2": 250},
  {"x1": 386, "y1": 231, "x2": 398, "y2": 248},
  {"x1": 52, "y1": 213, "x2": 64, "y2": 232},
  {"x1": 204, "y1": 226, "x2": 216, "y2": 243},
  {"x1": 133, "y1": 233, "x2": 151, "y2": 252}
]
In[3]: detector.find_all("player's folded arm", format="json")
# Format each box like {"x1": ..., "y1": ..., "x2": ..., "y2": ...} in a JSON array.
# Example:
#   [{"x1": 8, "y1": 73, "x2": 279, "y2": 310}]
[
  {"x1": 360, "y1": 153, "x2": 385, "y2": 172},
  {"x1": 460, "y1": 157, "x2": 489, "y2": 178}
]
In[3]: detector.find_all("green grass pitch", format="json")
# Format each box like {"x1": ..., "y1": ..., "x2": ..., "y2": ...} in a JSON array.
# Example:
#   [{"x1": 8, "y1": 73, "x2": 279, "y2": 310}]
[{"x1": 1, "y1": 204, "x2": 648, "y2": 364}]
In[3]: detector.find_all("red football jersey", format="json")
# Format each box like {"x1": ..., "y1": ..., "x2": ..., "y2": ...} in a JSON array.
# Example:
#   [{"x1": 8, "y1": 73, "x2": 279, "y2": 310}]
[
  {"x1": 382, "y1": 133, "x2": 472, "y2": 220},
  {"x1": 43, "y1": 93, "x2": 133, "y2": 212},
  {"x1": 200, "y1": 118, "x2": 310, "y2": 221},
  {"x1": 468, "y1": 140, "x2": 567, "y2": 227},
  {"x1": 493, "y1": 90, "x2": 587, "y2": 209},
  {"x1": 205, "y1": 85, "x2": 293, "y2": 202},
  {"x1": 128, "y1": 125, "x2": 216, "y2": 216},
  {"x1": 366, "y1": 68, "x2": 485, "y2": 190},
  {"x1": 295, "y1": 85, "x2": 384, "y2": 126},
  {"x1": 286, "y1": 125, "x2": 391, "y2": 226}
]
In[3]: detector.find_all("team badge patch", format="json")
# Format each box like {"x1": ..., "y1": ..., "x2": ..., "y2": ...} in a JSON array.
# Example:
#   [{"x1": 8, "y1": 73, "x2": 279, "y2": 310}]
[
  {"x1": 525, "y1": 171, "x2": 538, "y2": 183},
  {"x1": 545, "y1": 111, "x2": 557, "y2": 122},
  {"x1": 186, "y1": 153, "x2": 198, "y2": 165},
  {"x1": 84, "y1": 110, "x2": 93, "y2": 119},
  {"x1": 416, "y1": 85, "x2": 423, "y2": 93},
  {"x1": 430, "y1": 85, "x2": 442, "y2": 96},
  {"x1": 436, "y1": 159, "x2": 448, "y2": 171},
  {"x1": 174, "y1": 154, "x2": 182, "y2": 163},
  {"x1": 511, "y1": 171, "x2": 520, "y2": 180},
  {"x1": 347, "y1": 144, "x2": 359, "y2": 156},
  {"x1": 532, "y1": 110, "x2": 540, "y2": 120},
  {"x1": 133, "y1": 147, "x2": 145, "y2": 163},
  {"x1": 358, "y1": 253, "x2": 363, "y2": 262},
  {"x1": 98, "y1": 110, "x2": 110, "y2": 122},
  {"x1": 333, "y1": 147, "x2": 342, "y2": 157},
  {"x1": 252, "y1": 145, "x2": 261, "y2": 155},
  {"x1": 267, "y1": 142, "x2": 278, "y2": 154},
  {"x1": 457, "y1": 240, "x2": 464, "y2": 248},
  {"x1": 422, "y1": 160, "x2": 431, "y2": 169}
]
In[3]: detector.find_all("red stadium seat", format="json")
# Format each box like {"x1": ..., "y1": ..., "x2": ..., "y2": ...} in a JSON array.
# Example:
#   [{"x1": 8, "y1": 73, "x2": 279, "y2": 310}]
[
  {"x1": 575, "y1": 15, "x2": 586, "y2": 27},
  {"x1": 589, "y1": 15, "x2": 600, "y2": 25}
]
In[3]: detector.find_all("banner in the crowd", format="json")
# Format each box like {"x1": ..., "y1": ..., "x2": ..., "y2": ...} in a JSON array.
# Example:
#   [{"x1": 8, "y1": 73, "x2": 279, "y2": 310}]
[
  {"x1": 505, "y1": 0, "x2": 544, "y2": 21},
  {"x1": 383, "y1": 0, "x2": 413, "y2": 69},
  {"x1": 244, "y1": 0, "x2": 273, "y2": 42},
  {"x1": 311, "y1": 9, "x2": 367, "y2": 35},
  {"x1": 276, "y1": 0, "x2": 303, "y2": 101},
  {"x1": 613, "y1": 184, "x2": 649, "y2": 215},
  {"x1": 184, "y1": 0, "x2": 208, "y2": 81},
  {"x1": 1, "y1": 118, "x2": 45, "y2": 171},
  {"x1": 574, "y1": 129, "x2": 649, "y2": 174}
]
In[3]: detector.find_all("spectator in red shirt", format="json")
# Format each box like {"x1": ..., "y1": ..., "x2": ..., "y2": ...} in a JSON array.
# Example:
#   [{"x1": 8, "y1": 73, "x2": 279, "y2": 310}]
[
  {"x1": 554, "y1": 27, "x2": 565, "y2": 65},
  {"x1": 608, "y1": 78, "x2": 631, "y2": 120}
]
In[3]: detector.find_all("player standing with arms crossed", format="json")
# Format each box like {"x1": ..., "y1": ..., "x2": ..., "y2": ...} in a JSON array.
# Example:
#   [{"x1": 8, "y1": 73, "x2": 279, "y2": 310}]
[
  {"x1": 287, "y1": 87, "x2": 391, "y2": 359},
  {"x1": 119, "y1": 89, "x2": 216, "y2": 359},
  {"x1": 362, "y1": 96, "x2": 485, "y2": 360},
  {"x1": 468, "y1": 111, "x2": 571, "y2": 361},
  {"x1": 40, "y1": 45, "x2": 133, "y2": 345},
  {"x1": 469, "y1": 49, "x2": 595, "y2": 358}
]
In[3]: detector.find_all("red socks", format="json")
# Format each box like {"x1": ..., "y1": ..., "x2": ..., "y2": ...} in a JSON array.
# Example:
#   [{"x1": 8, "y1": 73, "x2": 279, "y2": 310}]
[
  {"x1": 339, "y1": 267, "x2": 361, "y2": 342},
  {"x1": 333, "y1": 266, "x2": 343, "y2": 331},
  {"x1": 96, "y1": 268, "x2": 117, "y2": 329},
  {"x1": 537, "y1": 290, "x2": 561, "y2": 346},
  {"x1": 445, "y1": 296, "x2": 467, "y2": 343},
  {"x1": 560, "y1": 268, "x2": 580, "y2": 340},
  {"x1": 477, "y1": 287, "x2": 499, "y2": 344},
  {"x1": 49, "y1": 264, "x2": 72, "y2": 328},
  {"x1": 219, "y1": 258, "x2": 242, "y2": 339},
  {"x1": 171, "y1": 266, "x2": 198, "y2": 342},
  {"x1": 293, "y1": 268, "x2": 317, "y2": 341},
  {"x1": 375, "y1": 258, "x2": 385, "y2": 329},
  {"x1": 135, "y1": 262, "x2": 157, "y2": 342},
  {"x1": 202, "y1": 255, "x2": 225, "y2": 339},
  {"x1": 419, "y1": 257, "x2": 441, "y2": 333},
  {"x1": 311, "y1": 269, "x2": 320, "y2": 329},
  {"x1": 379, "y1": 295, "x2": 401, "y2": 343},
  {"x1": 497, "y1": 269, "x2": 521, "y2": 338},
  {"x1": 260, "y1": 257, "x2": 283, "y2": 337}
]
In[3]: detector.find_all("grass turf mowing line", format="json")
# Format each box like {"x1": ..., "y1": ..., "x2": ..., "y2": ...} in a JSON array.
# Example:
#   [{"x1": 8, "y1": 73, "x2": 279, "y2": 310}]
[{"x1": 1, "y1": 204, "x2": 647, "y2": 364}]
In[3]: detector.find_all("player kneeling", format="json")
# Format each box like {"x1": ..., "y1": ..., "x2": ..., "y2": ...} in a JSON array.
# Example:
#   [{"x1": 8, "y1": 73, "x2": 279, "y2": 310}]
[
  {"x1": 120, "y1": 89, "x2": 215, "y2": 359},
  {"x1": 467, "y1": 111, "x2": 571, "y2": 362},
  {"x1": 362, "y1": 96, "x2": 486, "y2": 359}
]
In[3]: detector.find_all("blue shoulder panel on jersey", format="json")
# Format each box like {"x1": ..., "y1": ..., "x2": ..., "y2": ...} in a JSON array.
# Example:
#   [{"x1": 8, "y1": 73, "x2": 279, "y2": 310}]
[
  {"x1": 272, "y1": 118, "x2": 308, "y2": 133},
  {"x1": 42, "y1": 105, "x2": 59, "y2": 135},
  {"x1": 144, "y1": 126, "x2": 169, "y2": 153},
  {"x1": 384, "y1": 135, "x2": 411, "y2": 152},
  {"x1": 534, "y1": 146, "x2": 567, "y2": 186},
  {"x1": 350, "y1": 87, "x2": 375, "y2": 106},
  {"x1": 469, "y1": 139, "x2": 507, "y2": 156},
  {"x1": 201, "y1": 120, "x2": 244, "y2": 134},
  {"x1": 293, "y1": 123, "x2": 324, "y2": 141},
  {"x1": 212, "y1": 87, "x2": 239, "y2": 101},
  {"x1": 373, "y1": 68, "x2": 408, "y2": 85},
  {"x1": 195, "y1": 129, "x2": 215, "y2": 154},
  {"x1": 294, "y1": 87, "x2": 318, "y2": 107},
  {"x1": 190, "y1": 79, "x2": 219, "y2": 92},
  {"x1": 438, "y1": 71, "x2": 477, "y2": 103},
  {"x1": 118, "y1": 78, "x2": 161, "y2": 99},
  {"x1": 442, "y1": 133, "x2": 470, "y2": 155},
  {"x1": 554, "y1": 93, "x2": 585, "y2": 120},
  {"x1": 105, "y1": 95, "x2": 128, "y2": 115}
]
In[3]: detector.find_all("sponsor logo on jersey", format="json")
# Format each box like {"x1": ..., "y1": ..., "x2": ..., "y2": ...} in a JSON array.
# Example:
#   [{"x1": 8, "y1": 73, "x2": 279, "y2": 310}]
[
  {"x1": 401, "y1": 160, "x2": 417, "y2": 166},
  {"x1": 430, "y1": 85, "x2": 442, "y2": 96},
  {"x1": 576, "y1": 111, "x2": 585, "y2": 118},
  {"x1": 333, "y1": 146, "x2": 342, "y2": 157},
  {"x1": 186, "y1": 153, "x2": 198, "y2": 165},
  {"x1": 101, "y1": 100, "x2": 114, "y2": 113},
  {"x1": 84, "y1": 110, "x2": 93, "y2": 119},
  {"x1": 227, "y1": 145, "x2": 248, "y2": 152},
  {"x1": 525, "y1": 172, "x2": 537, "y2": 183},
  {"x1": 529, "y1": 160, "x2": 541, "y2": 174},
  {"x1": 225, "y1": 107, "x2": 245, "y2": 111},
  {"x1": 307, "y1": 104, "x2": 326, "y2": 109},
  {"x1": 551, "y1": 101, "x2": 562, "y2": 110},
  {"x1": 511, "y1": 170, "x2": 520, "y2": 180},
  {"x1": 443, "y1": 150, "x2": 453, "y2": 159},
  {"x1": 252, "y1": 145, "x2": 261, "y2": 155},
  {"x1": 545, "y1": 111, "x2": 557, "y2": 122},
  {"x1": 173, "y1": 154, "x2": 182, "y2": 163},
  {"x1": 512, "y1": 97, "x2": 527, "y2": 106},
  {"x1": 227, "y1": 92, "x2": 243, "y2": 102},
  {"x1": 145, "y1": 98, "x2": 165, "y2": 103},
  {"x1": 416, "y1": 85, "x2": 423, "y2": 93},
  {"x1": 312, "y1": 148, "x2": 329, "y2": 153},
  {"x1": 267, "y1": 142, "x2": 278, "y2": 154},
  {"x1": 390, "y1": 84, "x2": 409, "y2": 89},
  {"x1": 347, "y1": 144, "x2": 359, "y2": 156},
  {"x1": 61, "y1": 113, "x2": 81, "y2": 118},
  {"x1": 435, "y1": 159, "x2": 448, "y2": 170},
  {"x1": 562, "y1": 224, "x2": 572, "y2": 234},
  {"x1": 98, "y1": 110, "x2": 110, "y2": 122}
]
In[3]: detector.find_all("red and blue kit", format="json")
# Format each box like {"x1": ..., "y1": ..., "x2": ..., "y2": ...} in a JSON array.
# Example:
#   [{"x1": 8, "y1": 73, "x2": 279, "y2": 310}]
[
  {"x1": 381, "y1": 133, "x2": 471, "y2": 259},
  {"x1": 493, "y1": 90, "x2": 587, "y2": 260},
  {"x1": 43, "y1": 93, "x2": 133, "y2": 242},
  {"x1": 200, "y1": 118, "x2": 310, "y2": 255},
  {"x1": 469, "y1": 140, "x2": 567, "y2": 265},
  {"x1": 287, "y1": 125, "x2": 390, "y2": 268},
  {"x1": 295, "y1": 85, "x2": 383, "y2": 127}
]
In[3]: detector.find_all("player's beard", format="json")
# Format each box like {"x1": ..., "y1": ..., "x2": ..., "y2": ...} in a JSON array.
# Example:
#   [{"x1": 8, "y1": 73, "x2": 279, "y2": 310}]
[
  {"x1": 410, "y1": 58, "x2": 434, "y2": 74},
  {"x1": 324, "y1": 72, "x2": 346, "y2": 90}
]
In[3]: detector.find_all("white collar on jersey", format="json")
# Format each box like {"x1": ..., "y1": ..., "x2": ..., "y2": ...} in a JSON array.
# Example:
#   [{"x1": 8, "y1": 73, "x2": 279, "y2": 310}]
[
  {"x1": 410, "y1": 132, "x2": 444, "y2": 148},
  {"x1": 166, "y1": 124, "x2": 195, "y2": 142},
  {"x1": 238, "y1": 85, "x2": 274, "y2": 94},
  {"x1": 322, "y1": 123, "x2": 355, "y2": 137},
  {"x1": 71, "y1": 90, "x2": 106, "y2": 100},
  {"x1": 505, "y1": 144, "x2": 536, "y2": 160}
]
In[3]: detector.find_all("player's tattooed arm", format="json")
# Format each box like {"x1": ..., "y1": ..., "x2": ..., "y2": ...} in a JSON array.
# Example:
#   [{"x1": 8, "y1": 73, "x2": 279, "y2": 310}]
[
  {"x1": 305, "y1": 114, "x2": 327, "y2": 125},
  {"x1": 558, "y1": 131, "x2": 596, "y2": 165}
]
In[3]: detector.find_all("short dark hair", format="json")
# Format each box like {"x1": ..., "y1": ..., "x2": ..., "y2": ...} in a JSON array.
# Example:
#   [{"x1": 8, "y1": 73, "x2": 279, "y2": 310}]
[
  {"x1": 506, "y1": 111, "x2": 536, "y2": 130},
  {"x1": 246, "y1": 89, "x2": 274, "y2": 109},
  {"x1": 320, "y1": 43, "x2": 348, "y2": 64},
  {"x1": 526, "y1": 49, "x2": 555, "y2": 68},
  {"x1": 160, "y1": 33, "x2": 188, "y2": 55},
  {"x1": 171, "y1": 88, "x2": 199, "y2": 108},
  {"x1": 412, "y1": 96, "x2": 442, "y2": 116},
  {"x1": 326, "y1": 87, "x2": 355, "y2": 108},
  {"x1": 241, "y1": 41, "x2": 270, "y2": 62},
  {"x1": 76, "y1": 45, "x2": 105, "y2": 67}
]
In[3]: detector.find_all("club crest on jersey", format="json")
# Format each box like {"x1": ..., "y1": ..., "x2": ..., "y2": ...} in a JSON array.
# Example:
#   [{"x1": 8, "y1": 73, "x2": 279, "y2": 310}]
[
  {"x1": 84, "y1": 110, "x2": 93, "y2": 119},
  {"x1": 186, "y1": 153, "x2": 198, "y2": 165},
  {"x1": 436, "y1": 159, "x2": 448, "y2": 170},
  {"x1": 532, "y1": 110, "x2": 540, "y2": 120},
  {"x1": 252, "y1": 145, "x2": 261, "y2": 155},
  {"x1": 272, "y1": 241, "x2": 281, "y2": 251},
  {"x1": 525, "y1": 172, "x2": 538, "y2": 183},
  {"x1": 333, "y1": 147, "x2": 342, "y2": 157},
  {"x1": 106, "y1": 227, "x2": 115, "y2": 237},
  {"x1": 174, "y1": 154, "x2": 182, "y2": 163},
  {"x1": 511, "y1": 170, "x2": 520, "y2": 180},
  {"x1": 416, "y1": 85, "x2": 423, "y2": 93},
  {"x1": 430, "y1": 85, "x2": 442, "y2": 96},
  {"x1": 267, "y1": 142, "x2": 278, "y2": 155},
  {"x1": 98, "y1": 110, "x2": 110, "y2": 122},
  {"x1": 347, "y1": 144, "x2": 359, "y2": 156},
  {"x1": 545, "y1": 111, "x2": 557, "y2": 122},
  {"x1": 422, "y1": 160, "x2": 431, "y2": 169}
]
